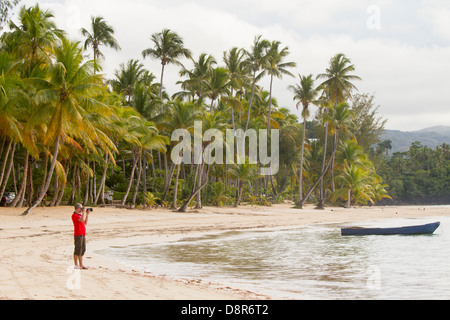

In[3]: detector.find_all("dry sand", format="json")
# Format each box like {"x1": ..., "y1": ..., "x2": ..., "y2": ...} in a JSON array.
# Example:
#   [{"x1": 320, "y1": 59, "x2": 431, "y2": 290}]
[{"x1": 1, "y1": 203, "x2": 449, "y2": 300}]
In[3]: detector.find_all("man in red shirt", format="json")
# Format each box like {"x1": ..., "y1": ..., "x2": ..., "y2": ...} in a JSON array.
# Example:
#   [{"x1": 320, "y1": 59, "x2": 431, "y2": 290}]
[{"x1": 72, "y1": 203, "x2": 91, "y2": 270}]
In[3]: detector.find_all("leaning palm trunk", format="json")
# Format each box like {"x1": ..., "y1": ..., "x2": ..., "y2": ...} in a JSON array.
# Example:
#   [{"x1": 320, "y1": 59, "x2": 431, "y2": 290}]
[
  {"x1": 178, "y1": 163, "x2": 210, "y2": 213},
  {"x1": 121, "y1": 151, "x2": 138, "y2": 205},
  {"x1": 0, "y1": 139, "x2": 12, "y2": 188},
  {"x1": 300, "y1": 129, "x2": 339, "y2": 208},
  {"x1": 0, "y1": 142, "x2": 16, "y2": 198},
  {"x1": 94, "y1": 153, "x2": 110, "y2": 205},
  {"x1": 162, "y1": 162, "x2": 176, "y2": 202},
  {"x1": 23, "y1": 136, "x2": 61, "y2": 216},
  {"x1": 55, "y1": 162, "x2": 70, "y2": 206}
]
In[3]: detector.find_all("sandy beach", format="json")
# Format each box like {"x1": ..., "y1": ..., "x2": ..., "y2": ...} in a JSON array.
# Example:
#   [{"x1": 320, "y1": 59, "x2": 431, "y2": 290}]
[{"x1": 1, "y1": 204, "x2": 449, "y2": 300}]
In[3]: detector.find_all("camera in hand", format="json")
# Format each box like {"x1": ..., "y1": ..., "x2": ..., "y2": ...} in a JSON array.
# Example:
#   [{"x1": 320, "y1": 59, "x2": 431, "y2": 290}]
[{"x1": 85, "y1": 208, "x2": 94, "y2": 212}]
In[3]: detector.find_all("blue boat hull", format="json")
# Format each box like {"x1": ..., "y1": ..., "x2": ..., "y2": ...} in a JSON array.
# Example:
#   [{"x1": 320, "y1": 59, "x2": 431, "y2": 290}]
[{"x1": 341, "y1": 222, "x2": 440, "y2": 236}]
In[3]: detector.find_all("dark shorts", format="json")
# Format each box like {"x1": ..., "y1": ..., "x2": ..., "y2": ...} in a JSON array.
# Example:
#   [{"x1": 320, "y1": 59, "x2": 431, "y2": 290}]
[{"x1": 74, "y1": 235, "x2": 86, "y2": 256}]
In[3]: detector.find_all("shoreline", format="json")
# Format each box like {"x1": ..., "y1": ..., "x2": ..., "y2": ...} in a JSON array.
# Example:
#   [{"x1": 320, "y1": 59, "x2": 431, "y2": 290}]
[{"x1": 1, "y1": 204, "x2": 449, "y2": 300}]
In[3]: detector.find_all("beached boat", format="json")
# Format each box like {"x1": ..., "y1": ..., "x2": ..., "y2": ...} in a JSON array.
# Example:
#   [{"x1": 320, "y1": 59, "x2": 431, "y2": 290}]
[{"x1": 341, "y1": 222, "x2": 440, "y2": 236}]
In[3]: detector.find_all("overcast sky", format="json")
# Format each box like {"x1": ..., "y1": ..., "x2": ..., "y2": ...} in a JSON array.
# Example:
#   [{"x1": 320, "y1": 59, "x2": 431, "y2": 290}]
[{"x1": 14, "y1": 0, "x2": 450, "y2": 131}]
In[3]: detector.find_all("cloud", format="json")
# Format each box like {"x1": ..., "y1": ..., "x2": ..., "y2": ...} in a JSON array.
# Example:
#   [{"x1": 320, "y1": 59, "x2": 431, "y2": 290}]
[
  {"x1": 419, "y1": 3, "x2": 450, "y2": 41},
  {"x1": 13, "y1": 0, "x2": 450, "y2": 131}
]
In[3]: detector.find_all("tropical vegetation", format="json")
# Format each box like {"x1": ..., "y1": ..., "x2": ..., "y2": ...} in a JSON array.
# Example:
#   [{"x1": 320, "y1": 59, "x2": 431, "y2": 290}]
[{"x1": 0, "y1": 3, "x2": 392, "y2": 215}]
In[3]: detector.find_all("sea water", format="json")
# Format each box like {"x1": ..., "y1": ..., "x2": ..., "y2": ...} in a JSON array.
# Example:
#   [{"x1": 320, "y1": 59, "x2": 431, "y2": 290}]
[{"x1": 96, "y1": 216, "x2": 450, "y2": 299}]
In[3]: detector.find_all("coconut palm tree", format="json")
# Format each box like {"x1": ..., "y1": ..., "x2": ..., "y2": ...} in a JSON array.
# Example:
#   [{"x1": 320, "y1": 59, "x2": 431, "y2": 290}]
[
  {"x1": 289, "y1": 74, "x2": 320, "y2": 207},
  {"x1": 265, "y1": 41, "x2": 296, "y2": 132},
  {"x1": 204, "y1": 67, "x2": 230, "y2": 111},
  {"x1": 317, "y1": 53, "x2": 362, "y2": 106},
  {"x1": 5, "y1": 4, "x2": 64, "y2": 70},
  {"x1": 333, "y1": 164, "x2": 372, "y2": 208},
  {"x1": 223, "y1": 47, "x2": 248, "y2": 129},
  {"x1": 162, "y1": 100, "x2": 199, "y2": 209},
  {"x1": 81, "y1": 16, "x2": 121, "y2": 72},
  {"x1": 176, "y1": 53, "x2": 217, "y2": 102},
  {"x1": 110, "y1": 59, "x2": 149, "y2": 104},
  {"x1": 22, "y1": 38, "x2": 110, "y2": 215},
  {"x1": 142, "y1": 29, "x2": 192, "y2": 113},
  {"x1": 317, "y1": 53, "x2": 361, "y2": 196},
  {"x1": 243, "y1": 35, "x2": 270, "y2": 131}
]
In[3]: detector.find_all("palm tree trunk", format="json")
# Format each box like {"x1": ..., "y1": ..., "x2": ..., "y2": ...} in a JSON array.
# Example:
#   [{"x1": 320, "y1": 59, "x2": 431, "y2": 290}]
[
  {"x1": 267, "y1": 75, "x2": 274, "y2": 132},
  {"x1": 171, "y1": 164, "x2": 180, "y2": 210},
  {"x1": 142, "y1": 151, "x2": 147, "y2": 194},
  {"x1": 38, "y1": 151, "x2": 49, "y2": 198},
  {"x1": 132, "y1": 152, "x2": 143, "y2": 207},
  {"x1": 55, "y1": 161, "x2": 70, "y2": 206},
  {"x1": 297, "y1": 111, "x2": 307, "y2": 208},
  {"x1": 83, "y1": 159, "x2": 90, "y2": 206},
  {"x1": 69, "y1": 165, "x2": 77, "y2": 205},
  {"x1": 23, "y1": 136, "x2": 61, "y2": 215},
  {"x1": 317, "y1": 117, "x2": 329, "y2": 209},
  {"x1": 159, "y1": 63, "x2": 165, "y2": 113},
  {"x1": 94, "y1": 153, "x2": 110, "y2": 205},
  {"x1": 347, "y1": 189, "x2": 352, "y2": 208},
  {"x1": 121, "y1": 151, "x2": 138, "y2": 205},
  {"x1": 0, "y1": 139, "x2": 12, "y2": 188},
  {"x1": 235, "y1": 182, "x2": 243, "y2": 207},
  {"x1": 12, "y1": 151, "x2": 29, "y2": 207},
  {"x1": 244, "y1": 71, "x2": 257, "y2": 131},
  {"x1": 330, "y1": 132, "x2": 339, "y2": 193},
  {"x1": 162, "y1": 162, "x2": 176, "y2": 201},
  {"x1": 92, "y1": 161, "x2": 97, "y2": 203},
  {"x1": 195, "y1": 164, "x2": 203, "y2": 209},
  {"x1": 0, "y1": 142, "x2": 16, "y2": 197},
  {"x1": 0, "y1": 136, "x2": 6, "y2": 159},
  {"x1": 26, "y1": 159, "x2": 34, "y2": 206}
]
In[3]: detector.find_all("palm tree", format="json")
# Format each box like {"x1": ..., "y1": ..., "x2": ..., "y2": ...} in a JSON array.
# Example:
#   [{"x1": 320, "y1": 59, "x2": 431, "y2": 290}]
[
  {"x1": 223, "y1": 47, "x2": 248, "y2": 129},
  {"x1": 81, "y1": 16, "x2": 121, "y2": 72},
  {"x1": 316, "y1": 53, "x2": 361, "y2": 205},
  {"x1": 333, "y1": 164, "x2": 372, "y2": 208},
  {"x1": 142, "y1": 29, "x2": 192, "y2": 113},
  {"x1": 323, "y1": 102, "x2": 355, "y2": 168},
  {"x1": 299, "y1": 103, "x2": 354, "y2": 207},
  {"x1": 204, "y1": 67, "x2": 230, "y2": 111},
  {"x1": 4, "y1": 4, "x2": 64, "y2": 70},
  {"x1": 243, "y1": 35, "x2": 270, "y2": 131},
  {"x1": 163, "y1": 100, "x2": 199, "y2": 209},
  {"x1": 22, "y1": 39, "x2": 110, "y2": 215},
  {"x1": 176, "y1": 53, "x2": 217, "y2": 102},
  {"x1": 317, "y1": 53, "x2": 362, "y2": 106},
  {"x1": 265, "y1": 41, "x2": 296, "y2": 132},
  {"x1": 110, "y1": 59, "x2": 149, "y2": 104},
  {"x1": 289, "y1": 74, "x2": 320, "y2": 207}
]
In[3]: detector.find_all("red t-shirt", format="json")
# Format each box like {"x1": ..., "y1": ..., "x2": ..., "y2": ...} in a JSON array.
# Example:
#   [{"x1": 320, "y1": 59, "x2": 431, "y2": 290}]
[{"x1": 72, "y1": 212, "x2": 86, "y2": 236}]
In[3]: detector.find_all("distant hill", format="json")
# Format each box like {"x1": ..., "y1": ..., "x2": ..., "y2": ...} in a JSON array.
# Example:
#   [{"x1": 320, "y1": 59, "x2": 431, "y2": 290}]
[{"x1": 381, "y1": 126, "x2": 450, "y2": 154}]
